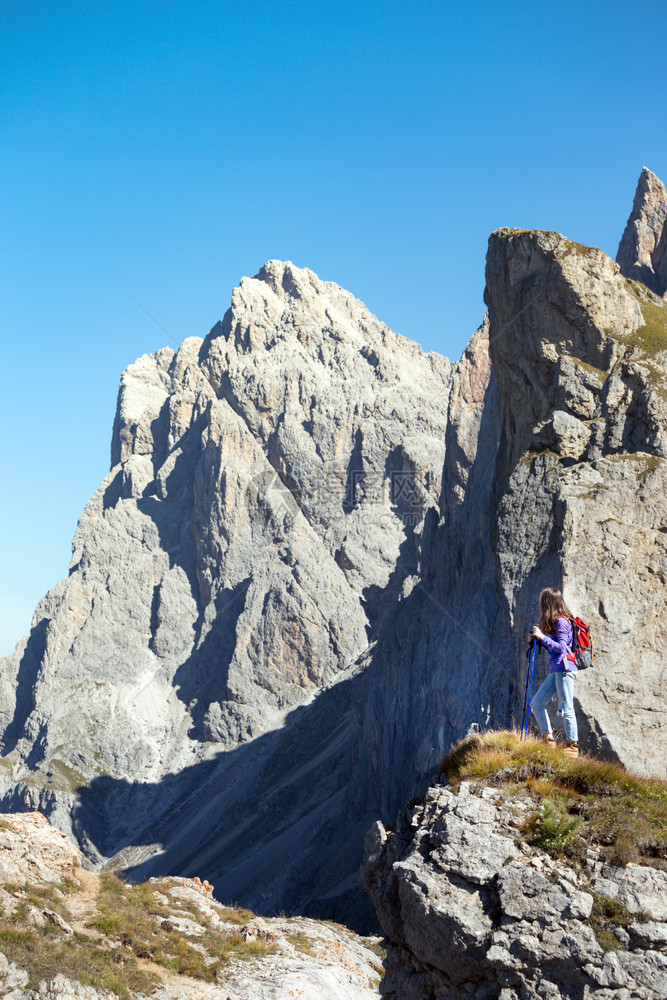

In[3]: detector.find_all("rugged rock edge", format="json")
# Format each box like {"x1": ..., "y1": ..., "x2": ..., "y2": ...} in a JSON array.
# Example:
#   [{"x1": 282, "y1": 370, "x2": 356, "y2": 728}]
[{"x1": 361, "y1": 736, "x2": 667, "y2": 1000}]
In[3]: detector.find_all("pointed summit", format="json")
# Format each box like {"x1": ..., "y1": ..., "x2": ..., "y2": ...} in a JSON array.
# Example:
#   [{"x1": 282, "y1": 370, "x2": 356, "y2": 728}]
[{"x1": 616, "y1": 166, "x2": 667, "y2": 297}]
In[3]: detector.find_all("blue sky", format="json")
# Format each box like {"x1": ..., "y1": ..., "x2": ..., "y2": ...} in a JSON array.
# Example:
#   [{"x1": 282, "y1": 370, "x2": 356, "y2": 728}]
[{"x1": 1, "y1": 0, "x2": 666, "y2": 655}]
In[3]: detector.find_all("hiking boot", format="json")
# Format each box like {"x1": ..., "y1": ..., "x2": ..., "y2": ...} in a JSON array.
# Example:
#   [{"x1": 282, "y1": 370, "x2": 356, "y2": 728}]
[
  {"x1": 540, "y1": 733, "x2": 556, "y2": 745},
  {"x1": 563, "y1": 741, "x2": 579, "y2": 758}
]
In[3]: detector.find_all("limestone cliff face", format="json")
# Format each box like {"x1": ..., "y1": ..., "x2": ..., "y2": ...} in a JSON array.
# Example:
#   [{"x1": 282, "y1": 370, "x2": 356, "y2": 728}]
[
  {"x1": 0, "y1": 261, "x2": 452, "y2": 885},
  {"x1": 0, "y1": 177, "x2": 666, "y2": 926},
  {"x1": 485, "y1": 229, "x2": 667, "y2": 766},
  {"x1": 344, "y1": 225, "x2": 667, "y2": 853}
]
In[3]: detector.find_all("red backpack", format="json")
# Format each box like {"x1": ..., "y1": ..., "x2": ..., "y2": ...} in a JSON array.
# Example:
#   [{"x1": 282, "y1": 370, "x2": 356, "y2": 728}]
[{"x1": 566, "y1": 616, "x2": 594, "y2": 670}]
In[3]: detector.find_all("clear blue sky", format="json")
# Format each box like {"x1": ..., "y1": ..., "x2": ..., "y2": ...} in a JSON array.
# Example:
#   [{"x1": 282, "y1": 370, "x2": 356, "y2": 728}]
[{"x1": 1, "y1": 0, "x2": 666, "y2": 655}]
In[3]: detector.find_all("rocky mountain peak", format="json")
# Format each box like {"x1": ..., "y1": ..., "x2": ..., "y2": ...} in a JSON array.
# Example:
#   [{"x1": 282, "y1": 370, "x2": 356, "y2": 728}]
[
  {"x1": 252, "y1": 258, "x2": 333, "y2": 303},
  {"x1": 617, "y1": 166, "x2": 667, "y2": 297}
]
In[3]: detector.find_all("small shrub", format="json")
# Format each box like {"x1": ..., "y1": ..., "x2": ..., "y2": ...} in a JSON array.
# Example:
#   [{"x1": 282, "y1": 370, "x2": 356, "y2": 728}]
[
  {"x1": 527, "y1": 801, "x2": 582, "y2": 855},
  {"x1": 589, "y1": 894, "x2": 650, "y2": 952}
]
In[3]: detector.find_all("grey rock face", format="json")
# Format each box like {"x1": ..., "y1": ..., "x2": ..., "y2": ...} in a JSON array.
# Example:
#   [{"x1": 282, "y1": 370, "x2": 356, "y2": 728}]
[
  {"x1": 0, "y1": 951, "x2": 29, "y2": 993},
  {"x1": 536, "y1": 408, "x2": 592, "y2": 460},
  {"x1": 482, "y1": 229, "x2": 667, "y2": 773},
  {"x1": 0, "y1": 261, "x2": 453, "y2": 890},
  {"x1": 345, "y1": 223, "x2": 667, "y2": 868},
  {"x1": 617, "y1": 167, "x2": 667, "y2": 297},
  {"x1": 362, "y1": 781, "x2": 667, "y2": 1000},
  {"x1": 0, "y1": 173, "x2": 666, "y2": 927}
]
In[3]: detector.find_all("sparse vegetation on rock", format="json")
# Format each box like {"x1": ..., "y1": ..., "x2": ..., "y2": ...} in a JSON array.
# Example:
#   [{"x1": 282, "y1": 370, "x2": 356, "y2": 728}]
[
  {"x1": 440, "y1": 730, "x2": 667, "y2": 869},
  {"x1": 363, "y1": 731, "x2": 667, "y2": 1000},
  {"x1": 0, "y1": 813, "x2": 383, "y2": 999}
]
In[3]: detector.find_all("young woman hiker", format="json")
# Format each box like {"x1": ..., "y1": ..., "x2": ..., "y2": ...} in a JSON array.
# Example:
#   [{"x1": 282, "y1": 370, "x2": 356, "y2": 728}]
[{"x1": 530, "y1": 588, "x2": 579, "y2": 758}]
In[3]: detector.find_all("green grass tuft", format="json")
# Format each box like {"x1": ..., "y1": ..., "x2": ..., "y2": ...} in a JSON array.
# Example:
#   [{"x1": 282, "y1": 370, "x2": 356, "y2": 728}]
[
  {"x1": 526, "y1": 800, "x2": 582, "y2": 854},
  {"x1": 286, "y1": 931, "x2": 317, "y2": 956},
  {"x1": 589, "y1": 894, "x2": 650, "y2": 952}
]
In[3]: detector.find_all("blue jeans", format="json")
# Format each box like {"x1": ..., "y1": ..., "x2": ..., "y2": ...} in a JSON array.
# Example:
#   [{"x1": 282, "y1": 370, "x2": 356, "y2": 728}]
[{"x1": 530, "y1": 671, "x2": 578, "y2": 743}]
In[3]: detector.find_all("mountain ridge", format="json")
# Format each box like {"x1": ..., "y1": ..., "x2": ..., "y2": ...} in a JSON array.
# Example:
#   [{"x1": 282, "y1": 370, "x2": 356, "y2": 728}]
[{"x1": 0, "y1": 169, "x2": 665, "y2": 930}]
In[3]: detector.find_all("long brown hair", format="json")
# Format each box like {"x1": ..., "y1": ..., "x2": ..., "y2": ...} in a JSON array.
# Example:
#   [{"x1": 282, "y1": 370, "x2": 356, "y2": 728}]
[{"x1": 539, "y1": 588, "x2": 573, "y2": 635}]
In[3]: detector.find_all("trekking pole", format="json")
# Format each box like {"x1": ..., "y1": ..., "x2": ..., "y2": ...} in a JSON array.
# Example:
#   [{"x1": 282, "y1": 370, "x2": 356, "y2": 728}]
[
  {"x1": 520, "y1": 638, "x2": 537, "y2": 740},
  {"x1": 520, "y1": 645, "x2": 530, "y2": 739},
  {"x1": 525, "y1": 638, "x2": 536, "y2": 739}
]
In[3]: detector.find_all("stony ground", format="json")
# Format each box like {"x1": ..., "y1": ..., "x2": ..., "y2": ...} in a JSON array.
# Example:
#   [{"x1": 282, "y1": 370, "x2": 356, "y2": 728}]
[{"x1": 0, "y1": 813, "x2": 383, "y2": 1000}]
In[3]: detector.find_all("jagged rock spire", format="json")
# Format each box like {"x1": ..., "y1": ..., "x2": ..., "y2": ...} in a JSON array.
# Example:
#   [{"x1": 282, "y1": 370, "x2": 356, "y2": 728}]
[{"x1": 616, "y1": 166, "x2": 667, "y2": 298}]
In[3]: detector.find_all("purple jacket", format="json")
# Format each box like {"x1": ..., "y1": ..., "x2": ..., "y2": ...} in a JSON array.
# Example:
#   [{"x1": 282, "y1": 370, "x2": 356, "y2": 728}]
[{"x1": 539, "y1": 617, "x2": 575, "y2": 674}]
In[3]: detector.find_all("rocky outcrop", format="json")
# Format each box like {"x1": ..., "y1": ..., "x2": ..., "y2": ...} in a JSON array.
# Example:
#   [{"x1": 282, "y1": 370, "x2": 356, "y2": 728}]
[
  {"x1": 362, "y1": 778, "x2": 667, "y2": 999},
  {"x1": 344, "y1": 223, "x2": 667, "y2": 862},
  {"x1": 617, "y1": 167, "x2": 667, "y2": 297},
  {"x1": 0, "y1": 176, "x2": 666, "y2": 928},
  {"x1": 0, "y1": 811, "x2": 383, "y2": 999}
]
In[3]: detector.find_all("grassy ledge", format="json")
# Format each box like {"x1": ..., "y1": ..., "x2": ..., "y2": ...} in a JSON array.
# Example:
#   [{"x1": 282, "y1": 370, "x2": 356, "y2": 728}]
[
  {"x1": 607, "y1": 453, "x2": 662, "y2": 481},
  {"x1": 88, "y1": 873, "x2": 277, "y2": 982},
  {"x1": 618, "y1": 279, "x2": 667, "y2": 355},
  {"x1": 555, "y1": 238, "x2": 605, "y2": 262},
  {"x1": 568, "y1": 355, "x2": 608, "y2": 383},
  {"x1": 439, "y1": 730, "x2": 667, "y2": 869}
]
